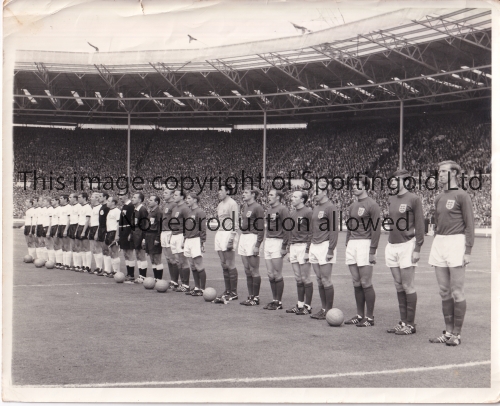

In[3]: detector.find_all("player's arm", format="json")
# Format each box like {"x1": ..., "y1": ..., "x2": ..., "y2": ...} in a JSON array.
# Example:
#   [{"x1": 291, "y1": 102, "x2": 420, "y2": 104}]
[
  {"x1": 305, "y1": 210, "x2": 312, "y2": 255},
  {"x1": 63, "y1": 213, "x2": 70, "y2": 237},
  {"x1": 200, "y1": 210, "x2": 207, "y2": 252},
  {"x1": 346, "y1": 205, "x2": 352, "y2": 246},
  {"x1": 253, "y1": 206, "x2": 265, "y2": 255},
  {"x1": 368, "y1": 203, "x2": 381, "y2": 264},
  {"x1": 47, "y1": 213, "x2": 52, "y2": 233},
  {"x1": 412, "y1": 196, "x2": 425, "y2": 263},
  {"x1": 327, "y1": 205, "x2": 339, "y2": 259},
  {"x1": 83, "y1": 209, "x2": 90, "y2": 235},
  {"x1": 114, "y1": 212, "x2": 120, "y2": 242},
  {"x1": 460, "y1": 193, "x2": 475, "y2": 260},
  {"x1": 281, "y1": 207, "x2": 290, "y2": 256}
]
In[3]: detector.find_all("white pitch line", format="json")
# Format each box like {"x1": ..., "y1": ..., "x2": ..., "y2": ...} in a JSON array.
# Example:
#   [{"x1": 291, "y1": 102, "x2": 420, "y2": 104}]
[
  {"x1": 14, "y1": 282, "x2": 112, "y2": 288},
  {"x1": 14, "y1": 360, "x2": 490, "y2": 388}
]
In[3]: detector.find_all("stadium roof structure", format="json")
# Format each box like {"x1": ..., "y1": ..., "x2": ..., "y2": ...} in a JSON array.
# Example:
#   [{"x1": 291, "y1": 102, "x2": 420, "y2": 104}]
[{"x1": 13, "y1": 7, "x2": 491, "y2": 127}]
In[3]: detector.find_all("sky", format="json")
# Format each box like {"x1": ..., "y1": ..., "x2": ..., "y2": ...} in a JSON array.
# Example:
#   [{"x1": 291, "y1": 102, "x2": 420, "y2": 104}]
[{"x1": 4, "y1": 0, "x2": 386, "y2": 53}]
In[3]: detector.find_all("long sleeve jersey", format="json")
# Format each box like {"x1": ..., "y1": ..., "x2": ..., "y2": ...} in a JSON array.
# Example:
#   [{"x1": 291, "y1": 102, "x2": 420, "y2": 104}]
[
  {"x1": 346, "y1": 196, "x2": 381, "y2": 255},
  {"x1": 311, "y1": 200, "x2": 338, "y2": 254},
  {"x1": 387, "y1": 192, "x2": 425, "y2": 252},
  {"x1": 241, "y1": 201, "x2": 265, "y2": 247}
]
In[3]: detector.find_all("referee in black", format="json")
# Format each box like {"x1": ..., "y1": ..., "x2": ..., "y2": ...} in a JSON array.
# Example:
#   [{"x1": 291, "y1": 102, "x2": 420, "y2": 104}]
[{"x1": 96, "y1": 192, "x2": 110, "y2": 276}]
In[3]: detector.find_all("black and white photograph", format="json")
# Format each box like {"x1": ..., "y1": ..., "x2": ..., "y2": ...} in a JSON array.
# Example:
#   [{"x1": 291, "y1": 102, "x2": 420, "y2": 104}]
[{"x1": 2, "y1": 0, "x2": 498, "y2": 402}]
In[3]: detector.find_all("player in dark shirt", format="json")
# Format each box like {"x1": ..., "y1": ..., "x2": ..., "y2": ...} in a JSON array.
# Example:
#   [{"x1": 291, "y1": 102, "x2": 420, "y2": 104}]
[
  {"x1": 118, "y1": 194, "x2": 136, "y2": 279},
  {"x1": 95, "y1": 192, "x2": 110, "y2": 276},
  {"x1": 238, "y1": 187, "x2": 265, "y2": 306},
  {"x1": 126, "y1": 192, "x2": 149, "y2": 283},
  {"x1": 170, "y1": 190, "x2": 192, "y2": 292},
  {"x1": 286, "y1": 190, "x2": 313, "y2": 315},
  {"x1": 344, "y1": 177, "x2": 381, "y2": 327},
  {"x1": 161, "y1": 187, "x2": 179, "y2": 290},
  {"x1": 385, "y1": 169, "x2": 425, "y2": 335},
  {"x1": 145, "y1": 195, "x2": 164, "y2": 281},
  {"x1": 429, "y1": 161, "x2": 474, "y2": 346},
  {"x1": 184, "y1": 193, "x2": 207, "y2": 296}
]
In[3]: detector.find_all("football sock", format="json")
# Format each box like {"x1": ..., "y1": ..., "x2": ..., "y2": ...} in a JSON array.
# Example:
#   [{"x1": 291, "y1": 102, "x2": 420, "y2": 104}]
[
  {"x1": 48, "y1": 250, "x2": 55, "y2": 263},
  {"x1": 355, "y1": 285, "x2": 366, "y2": 318},
  {"x1": 62, "y1": 251, "x2": 68, "y2": 266},
  {"x1": 198, "y1": 269, "x2": 206, "y2": 290},
  {"x1": 103, "y1": 255, "x2": 112, "y2": 273},
  {"x1": 229, "y1": 268, "x2": 238, "y2": 293},
  {"x1": 111, "y1": 257, "x2": 120, "y2": 273},
  {"x1": 304, "y1": 282, "x2": 313, "y2": 306},
  {"x1": 275, "y1": 278, "x2": 284, "y2": 302},
  {"x1": 442, "y1": 298, "x2": 455, "y2": 333},
  {"x1": 246, "y1": 274, "x2": 254, "y2": 296},
  {"x1": 406, "y1": 292, "x2": 417, "y2": 325},
  {"x1": 42, "y1": 247, "x2": 48, "y2": 260},
  {"x1": 222, "y1": 266, "x2": 230, "y2": 291},
  {"x1": 74, "y1": 252, "x2": 82, "y2": 267},
  {"x1": 297, "y1": 281, "x2": 305, "y2": 302},
  {"x1": 67, "y1": 251, "x2": 73, "y2": 267},
  {"x1": 94, "y1": 253, "x2": 103, "y2": 269},
  {"x1": 156, "y1": 264, "x2": 164, "y2": 280},
  {"x1": 152, "y1": 268, "x2": 158, "y2": 279},
  {"x1": 318, "y1": 283, "x2": 326, "y2": 309},
  {"x1": 324, "y1": 285, "x2": 334, "y2": 311},
  {"x1": 28, "y1": 247, "x2": 36, "y2": 258},
  {"x1": 269, "y1": 277, "x2": 277, "y2": 300},
  {"x1": 192, "y1": 269, "x2": 200, "y2": 288},
  {"x1": 453, "y1": 300, "x2": 466, "y2": 335},
  {"x1": 171, "y1": 263, "x2": 179, "y2": 283},
  {"x1": 182, "y1": 267, "x2": 190, "y2": 286},
  {"x1": 397, "y1": 290, "x2": 408, "y2": 323},
  {"x1": 85, "y1": 251, "x2": 92, "y2": 268},
  {"x1": 363, "y1": 285, "x2": 376, "y2": 318},
  {"x1": 167, "y1": 262, "x2": 174, "y2": 281},
  {"x1": 253, "y1": 275, "x2": 261, "y2": 297},
  {"x1": 126, "y1": 265, "x2": 134, "y2": 277},
  {"x1": 55, "y1": 249, "x2": 63, "y2": 264}
]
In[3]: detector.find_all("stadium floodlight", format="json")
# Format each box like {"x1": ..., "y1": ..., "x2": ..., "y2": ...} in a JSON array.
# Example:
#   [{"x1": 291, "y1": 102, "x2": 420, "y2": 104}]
[
  {"x1": 22, "y1": 89, "x2": 37, "y2": 104},
  {"x1": 366, "y1": 80, "x2": 396, "y2": 96},
  {"x1": 71, "y1": 91, "x2": 84, "y2": 106},
  {"x1": 460, "y1": 66, "x2": 491, "y2": 79},
  {"x1": 282, "y1": 89, "x2": 310, "y2": 103},
  {"x1": 320, "y1": 84, "x2": 351, "y2": 100},
  {"x1": 44, "y1": 90, "x2": 58, "y2": 106},
  {"x1": 391, "y1": 78, "x2": 419, "y2": 94},
  {"x1": 347, "y1": 82, "x2": 375, "y2": 98},
  {"x1": 298, "y1": 86, "x2": 323, "y2": 100},
  {"x1": 95, "y1": 92, "x2": 104, "y2": 106},
  {"x1": 254, "y1": 89, "x2": 271, "y2": 105},
  {"x1": 443, "y1": 70, "x2": 484, "y2": 86},
  {"x1": 117, "y1": 92, "x2": 126, "y2": 108},
  {"x1": 184, "y1": 91, "x2": 207, "y2": 107},
  {"x1": 420, "y1": 74, "x2": 463, "y2": 90},
  {"x1": 209, "y1": 91, "x2": 230, "y2": 106},
  {"x1": 231, "y1": 90, "x2": 250, "y2": 105},
  {"x1": 141, "y1": 92, "x2": 167, "y2": 109},
  {"x1": 163, "y1": 92, "x2": 186, "y2": 106}
]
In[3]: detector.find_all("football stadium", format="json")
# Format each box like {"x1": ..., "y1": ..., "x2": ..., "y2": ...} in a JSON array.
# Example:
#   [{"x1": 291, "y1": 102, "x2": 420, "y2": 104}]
[{"x1": 5, "y1": 2, "x2": 494, "y2": 397}]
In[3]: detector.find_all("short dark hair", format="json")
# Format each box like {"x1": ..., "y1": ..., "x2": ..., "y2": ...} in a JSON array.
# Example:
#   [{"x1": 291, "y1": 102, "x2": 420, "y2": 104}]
[
  {"x1": 175, "y1": 189, "x2": 186, "y2": 199},
  {"x1": 102, "y1": 192, "x2": 109, "y2": 200},
  {"x1": 299, "y1": 190, "x2": 309, "y2": 204},
  {"x1": 60, "y1": 194, "x2": 69, "y2": 202},
  {"x1": 188, "y1": 192, "x2": 200, "y2": 203},
  {"x1": 391, "y1": 168, "x2": 411, "y2": 178},
  {"x1": 79, "y1": 192, "x2": 89, "y2": 201},
  {"x1": 110, "y1": 196, "x2": 119, "y2": 205},
  {"x1": 151, "y1": 195, "x2": 161, "y2": 205},
  {"x1": 271, "y1": 189, "x2": 285, "y2": 202},
  {"x1": 245, "y1": 186, "x2": 260, "y2": 198},
  {"x1": 134, "y1": 192, "x2": 145, "y2": 202},
  {"x1": 438, "y1": 160, "x2": 461, "y2": 176}
]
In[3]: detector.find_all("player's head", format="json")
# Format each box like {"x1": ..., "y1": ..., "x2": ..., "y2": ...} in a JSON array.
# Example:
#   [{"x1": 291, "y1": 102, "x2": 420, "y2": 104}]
[
  {"x1": 99, "y1": 192, "x2": 109, "y2": 204},
  {"x1": 42, "y1": 196, "x2": 51, "y2": 207},
  {"x1": 291, "y1": 190, "x2": 308, "y2": 208},
  {"x1": 107, "y1": 196, "x2": 118, "y2": 209},
  {"x1": 162, "y1": 188, "x2": 174, "y2": 201},
  {"x1": 314, "y1": 178, "x2": 330, "y2": 202},
  {"x1": 438, "y1": 160, "x2": 461, "y2": 186},
  {"x1": 148, "y1": 195, "x2": 160, "y2": 208},
  {"x1": 186, "y1": 192, "x2": 200, "y2": 208},
  {"x1": 38, "y1": 196, "x2": 44, "y2": 205},
  {"x1": 218, "y1": 185, "x2": 230, "y2": 200},
  {"x1": 243, "y1": 187, "x2": 260, "y2": 202},
  {"x1": 90, "y1": 192, "x2": 99, "y2": 205},
  {"x1": 132, "y1": 192, "x2": 145, "y2": 206},
  {"x1": 69, "y1": 193, "x2": 78, "y2": 204},
  {"x1": 78, "y1": 192, "x2": 88, "y2": 204},
  {"x1": 350, "y1": 177, "x2": 370, "y2": 197},
  {"x1": 50, "y1": 197, "x2": 59, "y2": 207},
  {"x1": 59, "y1": 194, "x2": 69, "y2": 205},
  {"x1": 268, "y1": 189, "x2": 284, "y2": 205},
  {"x1": 173, "y1": 189, "x2": 185, "y2": 203},
  {"x1": 389, "y1": 169, "x2": 411, "y2": 194}
]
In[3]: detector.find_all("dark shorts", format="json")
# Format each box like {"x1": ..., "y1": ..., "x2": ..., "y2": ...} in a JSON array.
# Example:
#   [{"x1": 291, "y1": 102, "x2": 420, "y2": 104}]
[
  {"x1": 50, "y1": 225, "x2": 58, "y2": 238},
  {"x1": 88, "y1": 226, "x2": 98, "y2": 241},
  {"x1": 68, "y1": 224, "x2": 78, "y2": 239},
  {"x1": 132, "y1": 230, "x2": 144, "y2": 250},
  {"x1": 145, "y1": 233, "x2": 162, "y2": 255},
  {"x1": 36, "y1": 224, "x2": 44, "y2": 238},
  {"x1": 97, "y1": 227, "x2": 106, "y2": 243},
  {"x1": 31, "y1": 225, "x2": 36, "y2": 235},
  {"x1": 24, "y1": 226, "x2": 30, "y2": 236},
  {"x1": 76, "y1": 225, "x2": 89, "y2": 240},
  {"x1": 57, "y1": 224, "x2": 66, "y2": 238},
  {"x1": 119, "y1": 227, "x2": 134, "y2": 250},
  {"x1": 105, "y1": 230, "x2": 117, "y2": 246},
  {"x1": 42, "y1": 226, "x2": 49, "y2": 238}
]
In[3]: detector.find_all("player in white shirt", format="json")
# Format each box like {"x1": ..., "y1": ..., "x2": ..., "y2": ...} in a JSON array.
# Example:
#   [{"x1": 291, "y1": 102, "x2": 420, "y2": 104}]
[
  {"x1": 75, "y1": 193, "x2": 92, "y2": 273},
  {"x1": 213, "y1": 185, "x2": 240, "y2": 303},
  {"x1": 24, "y1": 199, "x2": 36, "y2": 259},
  {"x1": 59, "y1": 195, "x2": 72, "y2": 270},
  {"x1": 89, "y1": 192, "x2": 103, "y2": 274},
  {"x1": 43, "y1": 196, "x2": 56, "y2": 265},
  {"x1": 37, "y1": 197, "x2": 49, "y2": 261},
  {"x1": 50, "y1": 197, "x2": 64, "y2": 269},
  {"x1": 68, "y1": 193, "x2": 81, "y2": 270},
  {"x1": 103, "y1": 196, "x2": 121, "y2": 276}
]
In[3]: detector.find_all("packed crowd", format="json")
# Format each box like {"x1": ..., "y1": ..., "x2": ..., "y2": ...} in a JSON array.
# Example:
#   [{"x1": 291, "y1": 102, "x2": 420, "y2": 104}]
[{"x1": 13, "y1": 111, "x2": 491, "y2": 226}]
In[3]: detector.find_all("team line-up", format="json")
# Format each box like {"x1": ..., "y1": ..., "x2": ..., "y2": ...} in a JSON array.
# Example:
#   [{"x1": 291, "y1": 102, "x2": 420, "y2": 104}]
[{"x1": 22, "y1": 161, "x2": 474, "y2": 346}]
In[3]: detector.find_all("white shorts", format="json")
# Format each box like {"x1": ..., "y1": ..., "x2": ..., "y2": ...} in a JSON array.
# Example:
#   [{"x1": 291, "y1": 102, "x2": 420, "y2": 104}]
[
  {"x1": 385, "y1": 238, "x2": 418, "y2": 269},
  {"x1": 160, "y1": 231, "x2": 172, "y2": 248},
  {"x1": 215, "y1": 230, "x2": 233, "y2": 252},
  {"x1": 238, "y1": 233, "x2": 259, "y2": 257},
  {"x1": 184, "y1": 237, "x2": 203, "y2": 258},
  {"x1": 289, "y1": 243, "x2": 308, "y2": 265},
  {"x1": 170, "y1": 233, "x2": 185, "y2": 254},
  {"x1": 264, "y1": 238, "x2": 283, "y2": 260},
  {"x1": 429, "y1": 234, "x2": 466, "y2": 268},
  {"x1": 309, "y1": 241, "x2": 336, "y2": 265},
  {"x1": 345, "y1": 239, "x2": 372, "y2": 267}
]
